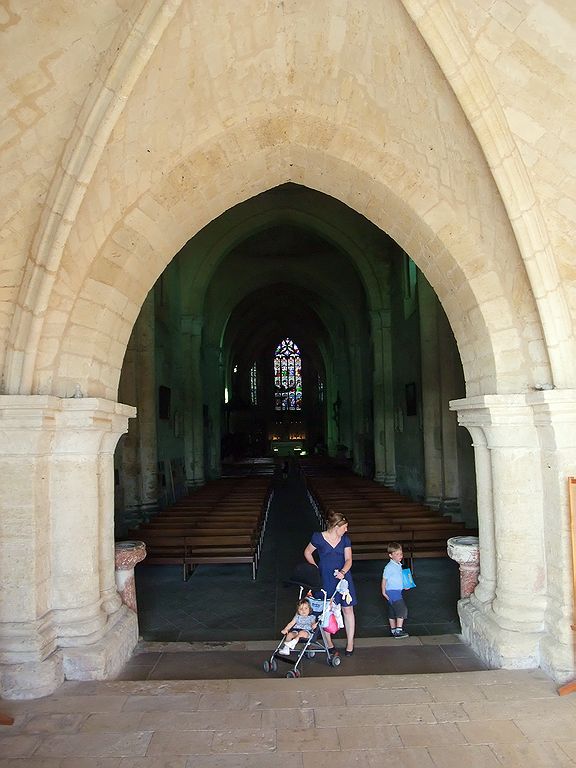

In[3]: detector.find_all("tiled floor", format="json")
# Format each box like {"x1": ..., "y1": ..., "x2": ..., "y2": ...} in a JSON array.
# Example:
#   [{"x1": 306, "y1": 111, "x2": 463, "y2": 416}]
[{"x1": 2, "y1": 669, "x2": 575, "y2": 766}]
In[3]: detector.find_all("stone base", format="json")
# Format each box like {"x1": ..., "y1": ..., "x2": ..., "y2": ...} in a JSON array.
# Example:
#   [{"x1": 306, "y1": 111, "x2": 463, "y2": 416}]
[
  {"x1": 62, "y1": 606, "x2": 138, "y2": 681},
  {"x1": 0, "y1": 652, "x2": 64, "y2": 700},
  {"x1": 374, "y1": 471, "x2": 396, "y2": 487},
  {"x1": 458, "y1": 598, "x2": 542, "y2": 671},
  {"x1": 539, "y1": 631, "x2": 576, "y2": 686}
]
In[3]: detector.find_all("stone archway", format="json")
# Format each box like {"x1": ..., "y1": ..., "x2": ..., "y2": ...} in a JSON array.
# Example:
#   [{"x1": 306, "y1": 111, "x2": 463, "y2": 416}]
[{"x1": 1, "y1": 0, "x2": 575, "y2": 697}]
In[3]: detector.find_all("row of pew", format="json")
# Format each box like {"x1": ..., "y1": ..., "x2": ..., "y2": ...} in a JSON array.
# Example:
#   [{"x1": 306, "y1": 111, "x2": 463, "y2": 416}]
[
  {"x1": 306, "y1": 474, "x2": 477, "y2": 571},
  {"x1": 126, "y1": 478, "x2": 272, "y2": 580}
]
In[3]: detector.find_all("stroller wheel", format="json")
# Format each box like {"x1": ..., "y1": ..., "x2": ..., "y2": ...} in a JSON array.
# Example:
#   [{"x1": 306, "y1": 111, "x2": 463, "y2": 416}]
[
  {"x1": 263, "y1": 660, "x2": 271, "y2": 673},
  {"x1": 330, "y1": 654, "x2": 341, "y2": 667},
  {"x1": 305, "y1": 651, "x2": 316, "y2": 659},
  {"x1": 286, "y1": 670, "x2": 297, "y2": 679},
  {"x1": 270, "y1": 658, "x2": 278, "y2": 672}
]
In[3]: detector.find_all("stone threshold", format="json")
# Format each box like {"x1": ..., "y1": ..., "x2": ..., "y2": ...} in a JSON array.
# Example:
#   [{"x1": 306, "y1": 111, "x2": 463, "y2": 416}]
[{"x1": 134, "y1": 633, "x2": 463, "y2": 654}]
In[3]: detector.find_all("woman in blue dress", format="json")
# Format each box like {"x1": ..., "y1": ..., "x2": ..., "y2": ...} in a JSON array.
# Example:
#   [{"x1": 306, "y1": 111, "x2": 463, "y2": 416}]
[{"x1": 304, "y1": 510, "x2": 357, "y2": 655}]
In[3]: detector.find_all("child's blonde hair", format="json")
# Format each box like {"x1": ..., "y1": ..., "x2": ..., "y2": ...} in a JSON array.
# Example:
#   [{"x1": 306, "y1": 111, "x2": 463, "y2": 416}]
[{"x1": 387, "y1": 541, "x2": 402, "y2": 554}]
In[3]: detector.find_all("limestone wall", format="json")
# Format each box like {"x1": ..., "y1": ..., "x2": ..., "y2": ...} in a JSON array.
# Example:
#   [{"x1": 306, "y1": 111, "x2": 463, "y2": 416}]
[{"x1": 2, "y1": 0, "x2": 569, "y2": 398}]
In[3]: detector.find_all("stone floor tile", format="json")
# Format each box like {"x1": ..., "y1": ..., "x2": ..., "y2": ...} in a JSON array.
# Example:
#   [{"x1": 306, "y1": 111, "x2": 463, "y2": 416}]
[
  {"x1": 139, "y1": 709, "x2": 263, "y2": 731},
  {"x1": 184, "y1": 754, "x2": 304, "y2": 768},
  {"x1": 457, "y1": 719, "x2": 528, "y2": 744},
  {"x1": 490, "y1": 742, "x2": 576, "y2": 767},
  {"x1": 0, "y1": 760, "x2": 62, "y2": 768},
  {"x1": 462, "y1": 696, "x2": 575, "y2": 721},
  {"x1": 478, "y1": 681, "x2": 558, "y2": 700},
  {"x1": 119, "y1": 759, "x2": 189, "y2": 768},
  {"x1": 59, "y1": 760, "x2": 121, "y2": 768},
  {"x1": 559, "y1": 742, "x2": 576, "y2": 760},
  {"x1": 195, "y1": 692, "x2": 253, "y2": 710},
  {"x1": 81, "y1": 712, "x2": 146, "y2": 732},
  {"x1": 397, "y1": 722, "x2": 468, "y2": 747},
  {"x1": 344, "y1": 686, "x2": 432, "y2": 706},
  {"x1": 7, "y1": 695, "x2": 127, "y2": 715},
  {"x1": 429, "y1": 702, "x2": 469, "y2": 722},
  {"x1": 261, "y1": 707, "x2": 315, "y2": 728},
  {"x1": 314, "y1": 703, "x2": 435, "y2": 727},
  {"x1": 428, "y1": 744, "x2": 501, "y2": 767},
  {"x1": 21, "y1": 713, "x2": 87, "y2": 734},
  {"x1": 426, "y1": 682, "x2": 488, "y2": 702},
  {"x1": 302, "y1": 746, "x2": 436, "y2": 767},
  {"x1": 122, "y1": 694, "x2": 200, "y2": 712},
  {"x1": 146, "y1": 730, "x2": 214, "y2": 756},
  {"x1": 210, "y1": 727, "x2": 276, "y2": 753},
  {"x1": 276, "y1": 726, "x2": 340, "y2": 751},
  {"x1": 0, "y1": 734, "x2": 41, "y2": 757},
  {"x1": 514, "y1": 715, "x2": 576, "y2": 741},
  {"x1": 33, "y1": 732, "x2": 152, "y2": 758},
  {"x1": 336, "y1": 724, "x2": 402, "y2": 749}
]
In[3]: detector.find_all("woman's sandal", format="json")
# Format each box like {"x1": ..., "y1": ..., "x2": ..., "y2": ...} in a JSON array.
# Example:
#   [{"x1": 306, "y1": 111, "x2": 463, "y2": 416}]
[{"x1": 345, "y1": 648, "x2": 354, "y2": 656}]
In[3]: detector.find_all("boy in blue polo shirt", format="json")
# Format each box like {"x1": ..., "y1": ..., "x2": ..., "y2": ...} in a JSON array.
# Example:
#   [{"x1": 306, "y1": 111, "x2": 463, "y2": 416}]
[{"x1": 381, "y1": 542, "x2": 409, "y2": 638}]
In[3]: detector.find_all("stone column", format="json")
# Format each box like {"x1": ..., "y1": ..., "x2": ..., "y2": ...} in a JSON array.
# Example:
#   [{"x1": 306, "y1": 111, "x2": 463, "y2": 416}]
[
  {"x1": 0, "y1": 396, "x2": 138, "y2": 699},
  {"x1": 181, "y1": 315, "x2": 204, "y2": 488},
  {"x1": 371, "y1": 307, "x2": 396, "y2": 485},
  {"x1": 450, "y1": 394, "x2": 571, "y2": 675},
  {"x1": 114, "y1": 541, "x2": 146, "y2": 613},
  {"x1": 204, "y1": 345, "x2": 223, "y2": 480},
  {"x1": 419, "y1": 279, "x2": 443, "y2": 507},
  {"x1": 118, "y1": 292, "x2": 158, "y2": 521},
  {"x1": 419, "y1": 279, "x2": 462, "y2": 512},
  {"x1": 528, "y1": 390, "x2": 576, "y2": 683}
]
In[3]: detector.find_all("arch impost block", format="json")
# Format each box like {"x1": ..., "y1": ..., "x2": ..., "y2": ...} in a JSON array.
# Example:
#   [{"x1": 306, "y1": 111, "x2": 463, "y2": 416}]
[
  {"x1": 451, "y1": 391, "x2": 576, "y2": 428},
  {"x1": 0, "y1": 396, "x2": 136, "y2": 455}
]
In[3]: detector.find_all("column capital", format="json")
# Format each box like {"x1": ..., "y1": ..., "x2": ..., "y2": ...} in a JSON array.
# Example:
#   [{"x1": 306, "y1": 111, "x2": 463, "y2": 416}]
[{"x1": 0, "y1": 396, "x2": 136, "y2": 455}]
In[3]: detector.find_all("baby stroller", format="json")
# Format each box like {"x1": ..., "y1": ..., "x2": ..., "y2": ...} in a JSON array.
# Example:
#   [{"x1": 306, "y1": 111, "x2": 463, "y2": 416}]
[{"x1": 262, "y1": 562, "x2": 342, "y2": 678}]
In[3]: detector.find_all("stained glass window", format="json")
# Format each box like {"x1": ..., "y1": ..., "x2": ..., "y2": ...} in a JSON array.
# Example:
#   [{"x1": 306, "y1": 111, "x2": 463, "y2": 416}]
[
  {"x1": 250, "y1": 363, "x2": 258, "y2": 406},
  {"x1": 274, "y1": 338, "x2": 302, "y2": 411}
]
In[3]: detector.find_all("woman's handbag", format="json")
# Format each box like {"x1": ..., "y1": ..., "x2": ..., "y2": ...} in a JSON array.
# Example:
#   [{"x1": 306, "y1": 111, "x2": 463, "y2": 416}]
[{"x1": 402, "y1": 567, "x2": 416, "y2": 589}]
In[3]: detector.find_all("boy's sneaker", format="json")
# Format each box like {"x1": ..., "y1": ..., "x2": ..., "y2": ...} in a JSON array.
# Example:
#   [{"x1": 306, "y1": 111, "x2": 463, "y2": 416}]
[
  {"x1": 393, "y1": 629, "x2": 409, "y2": 638},
  {"x1": 278, "y1": 645, "x2": 291, "y2": 655}
]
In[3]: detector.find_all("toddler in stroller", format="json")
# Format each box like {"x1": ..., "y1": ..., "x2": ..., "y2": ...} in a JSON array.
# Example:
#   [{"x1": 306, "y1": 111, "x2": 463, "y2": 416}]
[
  {"x1": 278, "y1": 598, "x2": 318, "y2": 654},
  {"x1": 262, "y1": 562, "x2": 342, "y2": 678}
]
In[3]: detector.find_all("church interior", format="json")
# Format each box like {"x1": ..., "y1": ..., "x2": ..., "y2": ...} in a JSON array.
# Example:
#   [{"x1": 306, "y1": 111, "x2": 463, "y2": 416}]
[{"x1": 1, "y1": 0, "x2": 576, "y2": 762}]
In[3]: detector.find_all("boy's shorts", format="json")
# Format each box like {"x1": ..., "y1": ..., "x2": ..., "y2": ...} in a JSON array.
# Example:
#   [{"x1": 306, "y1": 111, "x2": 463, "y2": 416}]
[{"x1": 387, "y1": 597, "x2": 408, "y2": 620}]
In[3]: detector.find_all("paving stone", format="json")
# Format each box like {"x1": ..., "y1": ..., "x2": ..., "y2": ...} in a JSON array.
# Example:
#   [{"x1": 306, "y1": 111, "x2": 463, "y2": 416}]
[
  {"x1": 0, "y1": 734, "x2": 41, "y2": 758},
  {"x1": 276, "y1": 726, "x2": 341, "y2": 751},
  {"x1": 122, "y1": 694, "x2": 201, "y2": 712},
  {"x1": 146, "y1": 730, "x2": 214, "y2": 756},
  {"x1": 344, "y1": 686, "x2": 433, "y2": 705},
  {"x1": 490, "y1": 742, "x2": 576, "y2": 767},
  {"x1": 210, "y1": 727, "x2": 276, "y2": 753},
  {"x1": 397, "y1": 722, "x2": 468, "y2": 747},
  {"x1": 21, "y1": 713, "x2": 87, "y2": 734},
  {"x1": 335, "y1": 724, "x2": 402, "y2": 749},
  {"x1": 33, "y1": 732, "x2": 152, "y2": 758},
  {"x1": 314, "y1": 702, "x2": 436, "y2": 727},
  {"x1": 514, "y1": 715, "x2": 576, "y2": 741},
  {"x1": 301, "y1": 746, "x2": 436, "y2": 767},
  {"x1": 428, "y1": 744, "x2": 501, "y2": 767},
  {"x1": 456, "y1": 719, "x2": 528, "y2": 744}
]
